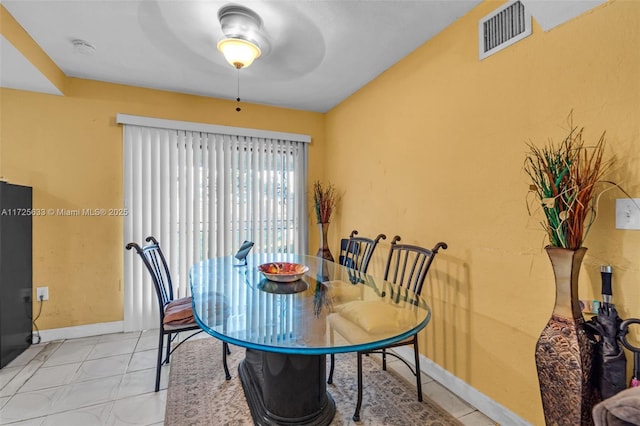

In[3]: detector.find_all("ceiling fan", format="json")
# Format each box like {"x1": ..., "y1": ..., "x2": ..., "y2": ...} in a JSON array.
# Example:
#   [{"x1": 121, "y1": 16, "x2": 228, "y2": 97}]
[
  {"x1": 216, "y1": 5, "x2": 269, "y2": 70},
  {"x1": 215, "y1": 4, "x2": 271, "y2": 111},
  {"x1": 137, "y1": 1, "x2": 325, "y2": 107}
]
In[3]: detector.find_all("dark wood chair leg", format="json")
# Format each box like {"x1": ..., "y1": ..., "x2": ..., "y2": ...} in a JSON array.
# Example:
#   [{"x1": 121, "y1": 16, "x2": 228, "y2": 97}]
[
  {"x1": 155, "y1": 331, "x2": 164, "y2": 392},
  {"x1": 353, "y1": 352, "x2": 363, "y2": 422},
  {"x1": 327, "y1": 354, "x2": 335, "y2": 384},
  {"x1": 223, "y1": 342, "x2": 231, "y2": 380},
  {"x1": 413, "y1": 339, "x2": 422, "y2": 401}
]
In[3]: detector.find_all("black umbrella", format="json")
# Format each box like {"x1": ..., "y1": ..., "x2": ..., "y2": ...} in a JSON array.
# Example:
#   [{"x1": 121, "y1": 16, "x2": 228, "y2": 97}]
[
  {"x1": 586, "y1": 265, "x2": 627, "y2": 400},
  {"x1": 619, "y1": 318, "x2": 640, "y2": 388}
]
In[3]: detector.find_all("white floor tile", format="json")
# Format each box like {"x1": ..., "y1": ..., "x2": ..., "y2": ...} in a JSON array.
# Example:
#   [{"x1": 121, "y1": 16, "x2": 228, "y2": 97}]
[
  {"x1": 158, "y1": 366, "x2": 170, "y2": 391},
  {"x1": 73, "y1": 355, "x2": 130, "y2": 383},
  {"x1": 42, "y1": 342, "x2": 93, "y2": 367},
  {"x1": 458, "y1": 410, "x2": 498, "y2": 425},
  {"x1": 421, "y1": 372, "x2": 436, "y2": 385},
  {"x1": 31, "y1": 342, "x2": 63, "y2": 364},
  {"x1": 422, "y1": 380, "x2": 476, "y2": 418},
  {"x1": 86, "y1": 339, "x2": 138, "y2": 360},
  {"x1": 135, "y1": 333, "x2": 159, "y2": 352},
  {"x1": 0, "y1": 359, "x2": 45, "y2": 397},
  {"x1": 19, "y1": 363, "x2": 81, "y2": 393},
  {"x1": 5, "y1": 345, "x2": 44, "y2": 368},
  {"x1": 55, "y1": 338, "x2": 97, "y2": 350},
  {"x1": 0, "y1": 366, "x2": 22, "y2": 391},
  {"x1": 115, "y1": 369, "x2": 158, "y2": 399},
  {"x1": 97, "y1": 332, "x2": 141, "y2": 343},
  {"x1": 57, "y1": 336, "x2": 100, "y2": 345},
  {"x1": 1, "y1": 418, "x2": 44, "y2": 426},
  {"x1": 106, "y1": 390, "x2": 166, "y2": 426},
  {"x1": 50, "y1": 375, "x2": 121, "y2": 414},
  {"x1": 0, "y1": 395, "x2": 10, "y2": 410},
  {"x1": 139, "y1": 329, "x2": 158, "y2": 341},
  {"x1": 127, "y1": 350, "x2": 156, "y2": 372},
  {"x1": 41, "y1": 401, "x2": 113, "y2": 426},
  {"x1": 0, "y1": 387, "x2": 59, "y2": 424}
]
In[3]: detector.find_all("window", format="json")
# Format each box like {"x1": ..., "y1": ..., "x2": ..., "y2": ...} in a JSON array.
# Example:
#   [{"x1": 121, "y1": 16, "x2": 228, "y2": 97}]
[{"x1": 119, "y1": 115, "x2": 309, "y2": 331}]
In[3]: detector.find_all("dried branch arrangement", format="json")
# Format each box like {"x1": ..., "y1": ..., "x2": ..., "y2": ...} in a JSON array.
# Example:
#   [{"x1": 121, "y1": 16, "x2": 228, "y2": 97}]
[
  {"x1": 313, "y1": 180, "x2": 336, "y2": 224},
  {"x1": 525, "y1": 115, "x2": 612, "y2": 249}
]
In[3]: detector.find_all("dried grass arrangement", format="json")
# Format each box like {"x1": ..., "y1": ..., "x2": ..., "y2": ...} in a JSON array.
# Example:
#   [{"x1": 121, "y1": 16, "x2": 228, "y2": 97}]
[
  {"x1": 525, "y1": 115, "x2": 613, "y2": 249},
  {"x1": 313, "y1": 180, "x2": 336, "y2": 224}
]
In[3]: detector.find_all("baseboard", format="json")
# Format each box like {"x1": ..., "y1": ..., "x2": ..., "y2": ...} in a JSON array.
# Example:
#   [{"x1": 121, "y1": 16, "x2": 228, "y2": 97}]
[
  {"x1": 394, "y1": 347, "x2": 531, "y2": 426},
  {"x1": 33, "y1": 321, "x2": 124, "y2": 343}
]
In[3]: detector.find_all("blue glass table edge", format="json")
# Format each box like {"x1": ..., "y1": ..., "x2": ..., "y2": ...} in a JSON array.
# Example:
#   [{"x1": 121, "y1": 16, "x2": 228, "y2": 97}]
[
  {"x1": 189, "y1": 255, "x2": 432, "y2": 356},
  {"x1": 192, "y1": 310, "x2": 432, "y2": 356}
]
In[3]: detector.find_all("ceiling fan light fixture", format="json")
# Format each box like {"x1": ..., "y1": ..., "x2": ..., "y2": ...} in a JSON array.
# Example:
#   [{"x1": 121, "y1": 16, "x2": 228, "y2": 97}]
[{"x1": 217, "y1": 37, "x2": 261, "y2": 69}]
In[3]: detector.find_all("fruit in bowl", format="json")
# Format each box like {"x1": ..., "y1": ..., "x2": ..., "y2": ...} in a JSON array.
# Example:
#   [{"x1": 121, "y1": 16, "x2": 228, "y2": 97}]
[{"x1": 258, "y1": 262, "x2": 309, "y2": 282}]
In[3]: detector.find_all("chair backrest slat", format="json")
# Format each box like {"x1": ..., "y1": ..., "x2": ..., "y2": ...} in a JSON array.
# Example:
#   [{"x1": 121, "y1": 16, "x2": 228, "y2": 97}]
[
  {"x1": 144, "y1": 245, "x2": 173, "y2": 305},
  {"x1": 383, "y1": 236, "x2": 447, "y2": 296},
  {"x1": 126, "y1": 236, "x2": 176, "y2": 322},
  {"x1": 340, "y1": 230, "x2": 386, "y2": 273},
  {"x1": 339, "y1": 237, "x2": 359, "y2": 268}
]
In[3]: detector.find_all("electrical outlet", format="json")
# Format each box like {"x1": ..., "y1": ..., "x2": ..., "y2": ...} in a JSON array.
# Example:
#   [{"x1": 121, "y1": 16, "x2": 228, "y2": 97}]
[
  {"x1": 616, "y1": 199, "x2": 640, "y2": 230},
  {"x1": 36, "y1": 287, "x2": 49, "y2": 301}
]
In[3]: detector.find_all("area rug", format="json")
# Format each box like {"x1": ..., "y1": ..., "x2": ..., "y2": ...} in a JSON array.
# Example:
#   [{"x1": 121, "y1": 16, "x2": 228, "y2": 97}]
[{"x1": 165, "y1": 337, "x2": 462, "y2": 425}]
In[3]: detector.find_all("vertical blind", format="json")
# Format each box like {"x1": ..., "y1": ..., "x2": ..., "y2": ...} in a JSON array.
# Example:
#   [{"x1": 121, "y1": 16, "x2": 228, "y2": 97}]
[{"x1": 122, "y1": 120, "x2": 309, "y2": 331}]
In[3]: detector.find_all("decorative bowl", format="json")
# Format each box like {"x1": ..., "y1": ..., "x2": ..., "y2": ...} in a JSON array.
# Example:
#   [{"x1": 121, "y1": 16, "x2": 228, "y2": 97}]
[{"x1": 257, "y1": 262, "x2": 309, "y2": 283}]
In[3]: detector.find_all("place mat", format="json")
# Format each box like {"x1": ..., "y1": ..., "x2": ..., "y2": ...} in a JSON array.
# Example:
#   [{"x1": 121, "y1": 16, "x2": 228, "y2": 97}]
[{"x1": 165, "y1": 337, "x2": 462, "y2": 425}]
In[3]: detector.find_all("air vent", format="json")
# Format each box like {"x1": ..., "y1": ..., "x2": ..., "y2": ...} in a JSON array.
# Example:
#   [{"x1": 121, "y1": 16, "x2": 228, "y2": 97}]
[{"x1": 479, "y1": 0, "x2": 531, "y2": 60}]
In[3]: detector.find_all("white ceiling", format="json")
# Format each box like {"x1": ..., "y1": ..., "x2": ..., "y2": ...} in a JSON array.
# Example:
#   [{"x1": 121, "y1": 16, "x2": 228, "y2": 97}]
[
  {"x1": 0, "y1": 34, "x2": 62, "y2": 96},
  {"x1": 1, "y1": 0, "x2": 607, "y2": 113}
]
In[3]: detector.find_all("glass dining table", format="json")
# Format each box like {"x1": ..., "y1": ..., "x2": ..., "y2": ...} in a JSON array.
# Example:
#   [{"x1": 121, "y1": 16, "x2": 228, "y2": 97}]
[{"x1": 190, "y1": 253, "x2": 431, "y2": 426}]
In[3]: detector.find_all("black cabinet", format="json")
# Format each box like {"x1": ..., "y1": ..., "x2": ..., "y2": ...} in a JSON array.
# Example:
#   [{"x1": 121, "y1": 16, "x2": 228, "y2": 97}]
[{"x1": 0, "y1": 182, "x2": 33, "y2": 368}]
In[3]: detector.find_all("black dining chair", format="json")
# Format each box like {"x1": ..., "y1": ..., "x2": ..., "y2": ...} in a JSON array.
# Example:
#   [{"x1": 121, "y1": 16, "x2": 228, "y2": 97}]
[
  {"x1": 351, "y1": 235, "x2": 448, "y2": 421},
  {"x1": 340, "y1": 230, "x2": 387, "y2": 274},
  {"x1": 338, "y1": 236, "x2": 358, "y2": 268},
  {"x1": 126, "y1": 236, "x2": 231, "y2": 391},
  {"x1": 327, "y1": 230, "x2": 386, "y2": 385}
]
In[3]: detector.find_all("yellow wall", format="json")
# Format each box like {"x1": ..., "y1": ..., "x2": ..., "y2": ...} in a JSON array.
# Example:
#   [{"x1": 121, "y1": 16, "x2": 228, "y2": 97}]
[{"x1": 325, "y1": 0, "x2": 639, "y2": 423}]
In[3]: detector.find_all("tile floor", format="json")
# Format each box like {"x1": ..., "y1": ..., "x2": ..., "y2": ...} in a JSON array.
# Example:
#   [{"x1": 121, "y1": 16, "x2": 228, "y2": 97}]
[{"x1": 0, "y1": 330, "x2": 496, "y2": 425}]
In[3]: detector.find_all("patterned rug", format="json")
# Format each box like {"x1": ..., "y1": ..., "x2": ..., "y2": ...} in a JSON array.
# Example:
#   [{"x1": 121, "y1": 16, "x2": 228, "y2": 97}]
[{"x1": 165, "y1": 337, "x2": 462, "y2": 425}]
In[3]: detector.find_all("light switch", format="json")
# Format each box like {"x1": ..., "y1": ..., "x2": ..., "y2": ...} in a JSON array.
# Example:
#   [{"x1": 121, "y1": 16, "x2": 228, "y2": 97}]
[{"x1": 615, "y1": 198, "x2": 640, "y2": 230}]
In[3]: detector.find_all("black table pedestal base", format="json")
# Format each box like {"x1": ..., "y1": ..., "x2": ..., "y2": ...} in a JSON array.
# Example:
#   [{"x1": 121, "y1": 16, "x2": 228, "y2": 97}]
[{"x1": 238, "y1": 348, "x2": 336, "y2": 426}]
